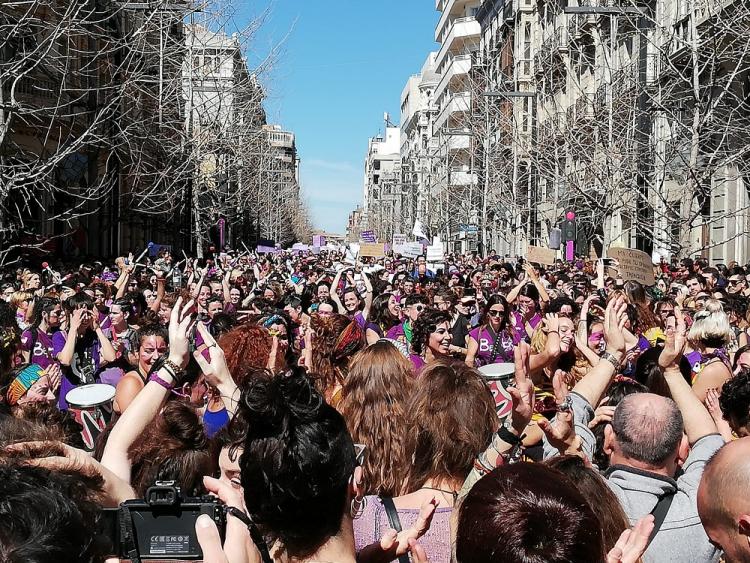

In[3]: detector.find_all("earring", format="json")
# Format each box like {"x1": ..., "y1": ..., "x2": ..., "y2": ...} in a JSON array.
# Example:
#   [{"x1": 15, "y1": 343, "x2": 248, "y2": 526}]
[{"x1": 350, "y1": 495, "x2": 367, "y2": 519}]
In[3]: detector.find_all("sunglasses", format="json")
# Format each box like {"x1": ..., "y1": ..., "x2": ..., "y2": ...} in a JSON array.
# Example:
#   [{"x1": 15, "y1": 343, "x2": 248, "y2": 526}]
[{"x1": 488, "y1": 309, "x2": 505, "y2": 317}]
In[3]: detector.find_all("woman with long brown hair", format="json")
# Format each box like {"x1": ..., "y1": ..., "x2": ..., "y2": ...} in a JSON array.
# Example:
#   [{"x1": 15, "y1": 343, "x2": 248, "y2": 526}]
[
  {"x1": 306, "y1": 313, "x2": 365, "y2": 405},
  {"x1": 353, "y1": 360, "x2": 497, "y2": 562},
  {"x1": 339, "y1": 341, "x2": 414, "y2": 497}
]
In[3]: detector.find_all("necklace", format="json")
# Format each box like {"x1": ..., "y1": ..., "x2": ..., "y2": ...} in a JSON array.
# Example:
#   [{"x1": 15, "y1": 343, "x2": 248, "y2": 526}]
[{"x1": 421, "y1": 485, "x2": 458, "y2": 503}]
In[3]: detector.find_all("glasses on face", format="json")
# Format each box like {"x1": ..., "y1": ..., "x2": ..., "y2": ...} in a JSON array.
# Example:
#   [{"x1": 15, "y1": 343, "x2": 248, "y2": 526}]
[{"x1": 488, "y1": 309, "x2": 505, "y2": 317}]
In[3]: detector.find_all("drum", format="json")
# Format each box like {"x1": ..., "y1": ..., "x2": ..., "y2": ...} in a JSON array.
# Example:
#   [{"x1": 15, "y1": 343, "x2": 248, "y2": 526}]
[
  {"x1": 478, "y1": 363, "x2": 515, "y2": 422},
  {"x1": 65, "y1": 384, "x2": 116, "y2": 451}
]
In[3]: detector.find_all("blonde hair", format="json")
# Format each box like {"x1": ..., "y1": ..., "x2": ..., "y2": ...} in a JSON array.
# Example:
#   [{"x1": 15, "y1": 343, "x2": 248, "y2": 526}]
[
  {"x1": 10, "y1": 290, "x2": 33, "y2": 309},
  {"x1": 688, "y1": 299, "x2": 732, "y2": 348}
]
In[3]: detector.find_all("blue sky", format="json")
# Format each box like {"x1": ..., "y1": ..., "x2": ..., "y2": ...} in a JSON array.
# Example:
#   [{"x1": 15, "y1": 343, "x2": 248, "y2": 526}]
[{"x1": 237, "y1": 1, "x2": 439, "y2": 234}]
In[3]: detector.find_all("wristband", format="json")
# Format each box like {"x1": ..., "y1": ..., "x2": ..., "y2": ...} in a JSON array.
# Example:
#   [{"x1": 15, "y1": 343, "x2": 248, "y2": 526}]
[
  {"x1": 149, "y1": 372, "x2": 175, "y2": 391},
  {"x1": 497, "y1": 426, "x2": 523, "y2": 446},
  {"x1": 601, "y1": 351, "x2": 621, "y2": 371}
]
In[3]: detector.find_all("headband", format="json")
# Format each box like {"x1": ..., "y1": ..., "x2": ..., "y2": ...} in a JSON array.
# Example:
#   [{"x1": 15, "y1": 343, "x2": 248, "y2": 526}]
[{"x1": 6, "y1": 364, "x2": 45, "y2": 406}]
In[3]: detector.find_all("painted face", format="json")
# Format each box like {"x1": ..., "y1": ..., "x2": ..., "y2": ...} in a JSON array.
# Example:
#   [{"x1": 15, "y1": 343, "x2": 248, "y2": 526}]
[
  {"x1": 17, "y1": 375, "x2": 55, "y2": 405},
  {"x1": 138, "y1": 335, "x2": 167, "y2": 372},
  {"x1": 344, "y1": 292, "x2": 359, "y2": 313},
  {"x1": 428, "y1": 321, "x2": 452, "y2": 356},
  {"x1": 229, "y1": 289, "x2": 241, "y2": 304},
  {"x1": 588, "y1": 322, "x2": 605, "y2": 354},
  {"x1": 558, "y1": 317, "x2": 575, "y2": 353}
]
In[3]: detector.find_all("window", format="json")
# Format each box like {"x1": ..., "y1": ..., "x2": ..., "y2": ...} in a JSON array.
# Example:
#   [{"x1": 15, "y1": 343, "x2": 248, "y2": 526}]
[{"x1": 373, "y1": 160, "x2": 381, "y2": 170}]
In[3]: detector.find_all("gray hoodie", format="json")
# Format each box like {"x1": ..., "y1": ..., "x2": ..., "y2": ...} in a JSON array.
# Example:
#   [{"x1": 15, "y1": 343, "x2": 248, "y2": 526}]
[{"x1": 545, "y1": 392, "x2": 722, "y2": 563}]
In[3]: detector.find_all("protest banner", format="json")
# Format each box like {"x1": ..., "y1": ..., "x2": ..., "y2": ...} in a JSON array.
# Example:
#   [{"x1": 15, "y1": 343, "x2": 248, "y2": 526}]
[
  {"x1": 399, "y1": 242, "x2": 423, "y2": 258},
  {"x1": 392, "y1": 233, "x2": 407, "y2": 254},
  {"x1": 359, "y1": 243, "x2": 386, "y2": 258},
  {"x1": 360, "y1": 230, "x2": 377, "y2": 243},
  {"x1": 312, "y1": 234, "x2": 326, "y2": 247},
  {"x1": 606, "y1": 247, "x2": 655, "y2": 285},
  {"x1": 526, "y1": 245, "x2": 557, "y2": 266},
  {"x1": 426, "y1": 242, "x2": 444, "y2": 262}
]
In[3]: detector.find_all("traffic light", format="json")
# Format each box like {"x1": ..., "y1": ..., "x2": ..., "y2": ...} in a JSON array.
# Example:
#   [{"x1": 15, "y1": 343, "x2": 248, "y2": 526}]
[{"x1": 563, "y1": 210, "x2": 576, "y2": 242}]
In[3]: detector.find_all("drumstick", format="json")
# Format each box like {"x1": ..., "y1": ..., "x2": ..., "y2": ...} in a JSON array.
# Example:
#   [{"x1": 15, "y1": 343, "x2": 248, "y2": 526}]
[{"x1": 133, "y1": 243, "x2": 154, "y2": 269}]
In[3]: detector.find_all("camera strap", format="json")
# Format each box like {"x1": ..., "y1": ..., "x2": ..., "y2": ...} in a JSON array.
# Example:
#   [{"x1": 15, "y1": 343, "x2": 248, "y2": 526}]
[{"x1": 119, "y1": 505, "x2": 141, "y2": 563}]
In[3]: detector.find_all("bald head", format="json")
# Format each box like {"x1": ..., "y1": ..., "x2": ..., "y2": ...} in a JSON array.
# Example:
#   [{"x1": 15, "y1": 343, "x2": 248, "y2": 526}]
[
  {"x1": 699, "y1": 438, "x2": 750, "y2": 560},
  {"x1": 612, "y1": 393, "x2": 684, "y2": 467},
  {"x1": 700, "y1": 438, "x2": 750, "y2": 527}
]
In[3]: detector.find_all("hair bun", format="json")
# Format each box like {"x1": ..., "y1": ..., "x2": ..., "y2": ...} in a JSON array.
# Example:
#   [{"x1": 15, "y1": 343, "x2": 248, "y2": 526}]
[
  {"x1": 704, "y1": 299, "x2": 725, "y2": 314},
  {"x1": 241, "y1": 371, "x2": 322, "y2": 438}
]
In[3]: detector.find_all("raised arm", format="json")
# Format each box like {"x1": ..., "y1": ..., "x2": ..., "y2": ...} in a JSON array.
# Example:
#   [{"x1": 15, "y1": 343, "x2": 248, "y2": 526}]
[
  {"x1": 658, "y1": 307, "x2": 718, "y2": 445},
  {"x1": 570, "y1": 297, "x2": 628, "y2": 408},
  {"x1": 56, "y1": 309, "x2": 84, "y2": 367},
  {"x1": 525, "y1": 263, "x2": 550, "y2": 303},
  {"x1": 193, "y1": 322, "x2": 240, "y2": 417},
  {"x1": 362, "y1": 271, "x2": 374, "y2": 319},
  {"x1": 506, "y1": 277, "x2": 528, "y2": 304},
  {"x1": 101, "y1": 297, "x2": 194, "y2": 484},
  {"x1": 150, "y1": 271, "x2": 166, "y2": 313},
  {"x1": 329, "y1": 269, "x2": 346, "y2": 314},
  {"x1": 222, "y1": 269, "x2": 232, "y2": 305}
]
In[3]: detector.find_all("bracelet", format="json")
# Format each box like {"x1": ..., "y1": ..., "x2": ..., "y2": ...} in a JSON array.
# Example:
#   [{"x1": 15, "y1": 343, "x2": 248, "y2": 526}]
[
  {"x1": 497, "y1": 426, "x2": 523, "y2": 446},
  {"x1": 162, "y1": 358, "x2": 186, "y2": 384},
  {"x1": 601, "y1": 351, "x2": 621, "y2": 371},
  {"x1": 149, "y1": 372, "x2": 175, "y2": 390}
]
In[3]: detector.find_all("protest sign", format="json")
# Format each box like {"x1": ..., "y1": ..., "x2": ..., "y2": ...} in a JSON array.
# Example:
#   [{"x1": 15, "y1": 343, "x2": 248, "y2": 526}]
[
  {"x1": 526, "y1": 245, "x2": 557, "y2": 266},
  {"x1": 312, "y1": 234, "x2": 326, "y2": 247},
  {"x1": 426, "y1": 242, "x2": 444, "y2": 262},
  {"x1": 360, "y1": 230, "x2": 377, "y2": 243},
  {"x1": 606, "y1": 247, "x2": 655, "y2": 285},
  {"x1": 359, "y1": 243, "x2": 386, "y2": 258},
  {"x1": 399, "y1": 242, "x2": 423, "y2": 258},
  {"x1": 392, "y1": 233, "x2": 407, "y2": 253}
]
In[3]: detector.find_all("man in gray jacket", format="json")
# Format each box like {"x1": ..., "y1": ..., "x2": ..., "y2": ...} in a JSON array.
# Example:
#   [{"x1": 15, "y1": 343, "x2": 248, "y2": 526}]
[{"x1": 544, "y1": 301, "x2": 722, "y2": 562}]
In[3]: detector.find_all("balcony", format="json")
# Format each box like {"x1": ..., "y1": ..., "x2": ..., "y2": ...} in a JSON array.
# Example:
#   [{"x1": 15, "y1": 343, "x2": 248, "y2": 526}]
[
  {"x1": 434, "y1": 54, "x2": 472, "y2": 102},
  {"x1": 434, "y1": 91, "x2": 471, "y2": 131},
  {"x1": 436, "y1": 16, "x2": 481, "y2": 69},
  {"x1": 447, "y1": 134, "x2": 471, "y2": 152},
  {"x1": 449, "y1": 166, "x2": 477, "y2": 186}
]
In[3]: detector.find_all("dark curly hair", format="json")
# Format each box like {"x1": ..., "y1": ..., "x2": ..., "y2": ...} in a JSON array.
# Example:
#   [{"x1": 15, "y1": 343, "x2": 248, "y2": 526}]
[
  {"x1": 0, "y1": 462, "x2": 112, "y2": 563},
  {"x1": 410, "y1": 308, "x2": 452, "y2": 355},
  {"x1": 719, "y1": 367, "x2": 750, "y2": 434},
  {"x1": 238, "y1": 370, "x2": 356, "y2": 558}
]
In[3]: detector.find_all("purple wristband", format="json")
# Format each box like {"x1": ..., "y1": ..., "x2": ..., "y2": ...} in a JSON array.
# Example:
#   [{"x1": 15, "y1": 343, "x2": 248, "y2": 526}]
[{"x1": 149, "y1": 372, "x2": 175, "y2": 391}]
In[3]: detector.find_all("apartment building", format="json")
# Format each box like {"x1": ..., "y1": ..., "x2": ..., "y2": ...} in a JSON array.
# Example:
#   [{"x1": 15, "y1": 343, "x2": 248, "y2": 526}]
[
  {"x1": 476, "y1": 0, "x2": 750, "y2": 262},
  {"x1": 400, "y1": 53, "x2": 440, "y2": 233},
  {"x1": 433, "y1": 0, "x2": 482, "y2": 253},
  {"x1": 362, "y1": 126, "x2": 402, "y2": 243}
]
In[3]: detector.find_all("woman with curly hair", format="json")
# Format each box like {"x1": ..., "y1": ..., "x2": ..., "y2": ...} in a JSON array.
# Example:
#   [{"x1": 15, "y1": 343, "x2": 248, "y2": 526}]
[
  {"x1": 217, "y1": 323, "x2": 273, "y2": 388},
  {"x1": 306, "y1": 313, "x2": 365, "y2": 405},
  {"x1": 409, "y1": 308, "x2": 453, "y2": 373},
  {"x1": 339, "y1": 341, "x2": 414, "y2": 497}
]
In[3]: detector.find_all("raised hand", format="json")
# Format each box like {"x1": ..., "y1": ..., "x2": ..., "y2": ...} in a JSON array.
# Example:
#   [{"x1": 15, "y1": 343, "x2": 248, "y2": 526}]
[
  {"x1": 538, "y1": 370, "x2": 578, "y2": 454},
  {"x1": 659, "y1": 305, "x2": 686, "y2": 369},
  {"x1": 193, "y1": 323, "x2": 233, "y2": 389},
  {"x1": 358, "y1": 498, "x2": 437, "y2": 563},
  {"x1": 168, "y1": 297, "x2": 196, "y2": 370},
  {"x1": 508, "y1": 341, "x2": 534, "y2": 434},
  {"x1": 603, "y1": 296, "x2": 628, "y2": 356}
]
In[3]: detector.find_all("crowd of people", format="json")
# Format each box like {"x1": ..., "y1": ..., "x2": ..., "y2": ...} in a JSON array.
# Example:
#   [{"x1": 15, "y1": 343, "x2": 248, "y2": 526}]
[{"x1": 2, "y1": 246, "x2": 750, "y2": 562}]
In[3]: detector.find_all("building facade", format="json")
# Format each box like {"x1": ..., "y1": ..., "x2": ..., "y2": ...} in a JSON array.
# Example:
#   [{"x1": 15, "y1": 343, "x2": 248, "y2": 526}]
[{"x1": 362, "y1": 125, "x2": 401, "y2": 243}]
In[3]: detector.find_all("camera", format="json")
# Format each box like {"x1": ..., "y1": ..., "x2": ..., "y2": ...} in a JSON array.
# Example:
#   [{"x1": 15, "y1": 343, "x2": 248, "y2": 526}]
[{"x1": 100, "y1": 481, "x2": 226, "y2": 560}]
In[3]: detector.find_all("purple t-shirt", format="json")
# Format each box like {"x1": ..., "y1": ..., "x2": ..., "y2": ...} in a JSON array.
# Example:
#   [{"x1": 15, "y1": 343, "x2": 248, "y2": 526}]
[
  {"x1": 57, "y1": 330, "x2": 101, "y2": 411},
  {"x1": 409, "y1": 353, "x2": 426, "y2": 374},
  {"x1": 469, "y1": 325, "x2": 517, "y2": 365},
  {"x1": 21, "y1": 328, "x2": 59, "y2": 370},
  {"x1": 353, "y1": 311, "x2": 381, "y2": 338}
]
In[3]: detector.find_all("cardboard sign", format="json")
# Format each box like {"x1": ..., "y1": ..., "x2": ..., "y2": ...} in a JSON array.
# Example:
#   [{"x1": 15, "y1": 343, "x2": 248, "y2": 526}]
[
  {"x1": 606, "y1": 247, "x2": 655, "y2": 285},
  {"x1": 359, "y1": 243, "x2": 386, "y2": 258},
  {"x1": 398, "y1": 242, "x2": 423, "y2": 258},
  {"x1": 526, "y1": 245, "x2": 557, "y2": 266},
  {"x1": 426, "y1": 243, "x2": 444, "y2": 262}
]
